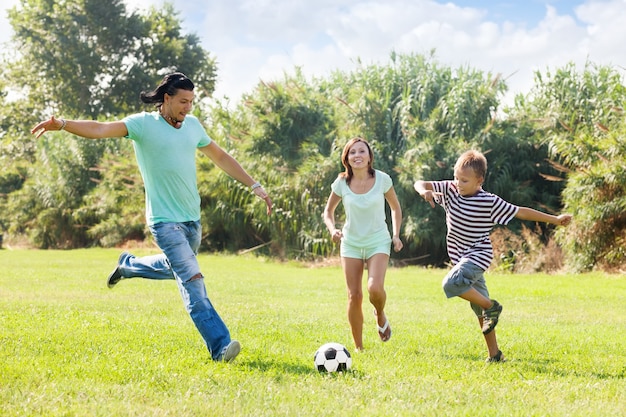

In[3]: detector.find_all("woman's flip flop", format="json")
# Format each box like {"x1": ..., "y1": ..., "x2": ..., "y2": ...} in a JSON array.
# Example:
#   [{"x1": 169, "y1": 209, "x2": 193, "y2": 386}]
[
  {"x1": 378, "y1": 319, "x2": 392, "y2": 342},
  {"x1": 374, "y1": 309, "x2": 392, "y2": 342}
]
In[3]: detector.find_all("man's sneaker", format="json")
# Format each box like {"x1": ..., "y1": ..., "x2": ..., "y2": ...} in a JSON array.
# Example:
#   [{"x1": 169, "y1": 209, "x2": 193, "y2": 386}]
[
  {"x1": 106, "y1": 252, "x2": 129, "y2": 289},
  {"x1": 486, "y1": 350, "x2": 506, "y2": 363},
  {"x1": 482, "y1": 300, "x2": 502, "y2": 334},
  {"x1": 218, "y1": 340, "x2": 241, "y2": 362}
]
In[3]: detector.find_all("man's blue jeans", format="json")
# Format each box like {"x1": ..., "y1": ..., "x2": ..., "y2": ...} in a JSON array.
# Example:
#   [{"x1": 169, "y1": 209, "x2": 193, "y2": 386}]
[{"x1": 117, "y1": 221, "x2": 231, "y2": 360}]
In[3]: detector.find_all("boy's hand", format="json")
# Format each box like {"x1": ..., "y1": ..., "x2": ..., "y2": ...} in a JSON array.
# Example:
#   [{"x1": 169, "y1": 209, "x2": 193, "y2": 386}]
[
  {"x1": 556, "y1": 214, "x2": 573, "y2": 226},
  {"x1": 422, "y1": 190, "x2": 443, "y2": 208}
]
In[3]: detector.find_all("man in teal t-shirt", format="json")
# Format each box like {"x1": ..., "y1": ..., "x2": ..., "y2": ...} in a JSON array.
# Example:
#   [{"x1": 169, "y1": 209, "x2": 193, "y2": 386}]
[
  {"x1": 32, "y1": 73, "x2": 273, "y2": 362},
  {"x1": 123, "y1": 110, "x2": 211, "y2": 225}
]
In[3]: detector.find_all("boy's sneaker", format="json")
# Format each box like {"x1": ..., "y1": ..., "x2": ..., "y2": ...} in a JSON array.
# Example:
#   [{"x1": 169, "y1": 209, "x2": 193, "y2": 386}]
[
  {"x1": 486, "y1": 350, "x2": 506, "y2": 363},
  {"x1": 106, "y1": 252, "x2": 129, "y2": 288},
  {"x1": 482, "y1": 300, "x2": 502, "y2": 334},
  {"x1": 218, "y1": 340, "x2": 241, "y2": 362}
]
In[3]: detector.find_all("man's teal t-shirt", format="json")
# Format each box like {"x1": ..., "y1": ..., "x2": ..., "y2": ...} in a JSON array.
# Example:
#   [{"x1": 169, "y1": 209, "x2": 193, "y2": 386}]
[
  {"x1": 331, "y1": 169, "x2": 393, "y2": 247},
  {"x1": 123, "y1": 112, "x2": 211, "y2": 225}
]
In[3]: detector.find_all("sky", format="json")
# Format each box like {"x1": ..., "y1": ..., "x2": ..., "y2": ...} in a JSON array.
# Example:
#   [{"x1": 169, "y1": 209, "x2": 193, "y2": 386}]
[{"x1": 2, "y1": 0, "x2": 625, "y2": 107}]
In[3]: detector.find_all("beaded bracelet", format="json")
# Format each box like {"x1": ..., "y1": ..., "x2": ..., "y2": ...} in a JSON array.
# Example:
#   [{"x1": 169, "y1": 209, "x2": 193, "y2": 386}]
[{"x1": 59, "y1": 118, "x2": 67, "y2": 130}]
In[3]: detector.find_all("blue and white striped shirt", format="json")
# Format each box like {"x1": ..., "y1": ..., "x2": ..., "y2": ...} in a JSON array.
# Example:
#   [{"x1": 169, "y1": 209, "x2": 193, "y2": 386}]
[{"x1": 431, "y1": 181, "x2": 519, "y2": 271}]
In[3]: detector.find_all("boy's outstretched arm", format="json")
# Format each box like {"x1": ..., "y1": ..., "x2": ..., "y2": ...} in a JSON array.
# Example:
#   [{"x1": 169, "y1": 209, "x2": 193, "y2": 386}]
[
  {"x1": 515, "y1": 207, "x2": 572, "y2": 227},
  {"x1": 414, "y1": 180, "x2": 441, "y2": 208}
]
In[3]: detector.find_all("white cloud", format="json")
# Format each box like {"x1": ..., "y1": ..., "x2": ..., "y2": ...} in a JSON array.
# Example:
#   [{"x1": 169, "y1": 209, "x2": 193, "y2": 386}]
[
  {"x1": 1, "y1": 0, "x2": 624, "y2": 108},
  {"x1": 576, "y1": 0, "x2": 626, "y2": 65}
]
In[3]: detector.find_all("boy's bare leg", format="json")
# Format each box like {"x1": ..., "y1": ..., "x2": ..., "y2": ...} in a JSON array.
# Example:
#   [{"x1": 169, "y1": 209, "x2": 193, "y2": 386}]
[
  {"x1": 479, "y1": 317, "x2": 500, "y2": 357},
  {"x1": 459, "y1": 287, "x2": 492, "y2": 309}
]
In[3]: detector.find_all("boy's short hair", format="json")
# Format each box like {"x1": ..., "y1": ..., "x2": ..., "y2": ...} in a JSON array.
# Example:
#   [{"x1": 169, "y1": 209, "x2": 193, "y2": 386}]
[{"x1": 454, "y1": 150, "x2": 487, "y2": 179}]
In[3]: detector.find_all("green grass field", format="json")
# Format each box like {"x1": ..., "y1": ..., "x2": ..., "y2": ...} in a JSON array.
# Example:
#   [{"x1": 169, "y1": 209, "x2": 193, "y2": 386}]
[{"x1": 1, "y1": 249, "x2": 625, "y2": 416}]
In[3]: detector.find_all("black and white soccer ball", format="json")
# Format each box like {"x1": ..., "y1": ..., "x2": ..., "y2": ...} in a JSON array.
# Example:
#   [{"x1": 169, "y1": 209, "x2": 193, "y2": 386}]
[{"x1": 314, "y1": 342, "x2": 352, "y2": 372}]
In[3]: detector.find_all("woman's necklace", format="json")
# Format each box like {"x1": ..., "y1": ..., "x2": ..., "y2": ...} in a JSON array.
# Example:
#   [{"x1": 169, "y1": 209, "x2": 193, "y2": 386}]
[{"x1": 349, "y1": 174, "x2": 374, "y2": 194}]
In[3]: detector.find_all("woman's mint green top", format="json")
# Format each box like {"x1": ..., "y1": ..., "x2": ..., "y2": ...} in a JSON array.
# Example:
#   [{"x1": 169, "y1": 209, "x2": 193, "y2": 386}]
[{"x1": 331, "y1": 169, "x2": 393, "y2": 247}]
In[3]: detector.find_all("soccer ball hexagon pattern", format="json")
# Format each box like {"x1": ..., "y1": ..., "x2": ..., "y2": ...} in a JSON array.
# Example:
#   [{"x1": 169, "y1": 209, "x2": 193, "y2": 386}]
[{"x1": 314, "y1": 342, "x2": 352, "y2": 372}]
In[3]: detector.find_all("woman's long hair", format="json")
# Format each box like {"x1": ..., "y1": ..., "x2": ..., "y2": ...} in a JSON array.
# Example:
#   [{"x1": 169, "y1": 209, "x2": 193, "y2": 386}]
[
  {"x1": 139, "y1": 72, "x2": 194, "y2": 107},
  {"x1": 339, "y1": 137, "x2": 375, "y2": 185}
]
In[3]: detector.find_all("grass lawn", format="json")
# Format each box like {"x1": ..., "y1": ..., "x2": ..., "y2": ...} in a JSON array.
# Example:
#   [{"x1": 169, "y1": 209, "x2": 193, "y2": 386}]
[{"x1": 1, "y1": 249, "x2": 625, "y2": 416}]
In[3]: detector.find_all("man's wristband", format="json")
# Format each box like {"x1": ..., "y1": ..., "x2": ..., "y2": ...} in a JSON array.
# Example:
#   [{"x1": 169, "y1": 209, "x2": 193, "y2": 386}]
[{"x1": 251, "y1": 182, "x2": 262, "y2": 190}]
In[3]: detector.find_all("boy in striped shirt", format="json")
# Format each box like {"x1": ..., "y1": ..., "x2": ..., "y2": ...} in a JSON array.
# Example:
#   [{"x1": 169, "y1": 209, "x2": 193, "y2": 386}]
[{"x1": 414, "y1": 150, "x2": 572, "y2": 362}]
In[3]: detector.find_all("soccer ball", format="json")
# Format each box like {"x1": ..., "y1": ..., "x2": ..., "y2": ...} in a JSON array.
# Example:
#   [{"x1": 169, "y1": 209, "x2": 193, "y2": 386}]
[{"x1": 314, "y1": 342, "x2": 352, "y2": 372}]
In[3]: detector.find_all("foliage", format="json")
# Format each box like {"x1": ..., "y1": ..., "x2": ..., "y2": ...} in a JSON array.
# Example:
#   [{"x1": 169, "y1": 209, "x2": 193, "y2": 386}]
[
  {"x1": 242, "y1": 71, "x2": 336, "y2": 171},
  {"x1": 0, "y1": 0, "x2": 216, "y2": 248},
  {"x1": 392, "y1": 58, "x2": 506, "y2": 265},
  {"x1": 518, "y1": 62, "x2": 625, "y2": 167},
  {"x1": 6, "y1": 0, "x2": 216, "y2": 120},
  {"x1": 558, "y1": 123, "x2": 626, "y2": 271},
  {"x1": 517, "y1": 61, "x2": 626, "y2": 271},
  {"x1": 204, "y1": 70, "x2": 340, "y2": 258},
  {"x1": 3, "y1": 0, "x2": 626, "y2": 270},
  {"x1": 3, "y1": 132, "x2": 112, "y2": 247},
  {"x1": 80, "y1": 143, "x2": 147, "y2": 247},
  {"x1": 490, "y1": 225, "x2": 565, "y2": 273},
  {"x1": 204, "y1": 53, "x2": 562, "y2": 264}
]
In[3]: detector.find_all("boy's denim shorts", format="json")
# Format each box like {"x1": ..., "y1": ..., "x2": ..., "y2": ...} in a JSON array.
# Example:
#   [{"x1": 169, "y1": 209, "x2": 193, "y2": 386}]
[{"x1": 442, "y1": 258, "x2": 490, "y2": 317}]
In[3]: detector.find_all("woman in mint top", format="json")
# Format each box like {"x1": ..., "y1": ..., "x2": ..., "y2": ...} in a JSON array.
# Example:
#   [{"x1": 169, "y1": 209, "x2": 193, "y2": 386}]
[
  {"x1": 31, "y1": 73, "x2": 272, "y2": 363},
  {"x1": 323, "y1": 137, "x2": 403, "y2": 351}
]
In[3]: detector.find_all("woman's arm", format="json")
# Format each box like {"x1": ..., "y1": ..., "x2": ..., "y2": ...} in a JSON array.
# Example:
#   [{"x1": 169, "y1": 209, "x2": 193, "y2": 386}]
[
  {"x1": 384, "y1": 187, "x2": 404, "y2": 252},
  {"x1": 323, "y1": 192, "x2": 343, "y2": 243}
]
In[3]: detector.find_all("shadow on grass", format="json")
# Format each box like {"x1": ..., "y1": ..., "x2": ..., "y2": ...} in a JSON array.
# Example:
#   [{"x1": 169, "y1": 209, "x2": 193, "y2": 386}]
[
  {"x1": 408, "y1": 347, "x2": 488, "y2": 363},
  {"x1": 431, "y1": 350, "x2": 626, "y2": 380},
  {"x1": 238, "y1": 358, "x2": 365, "y2": 378},
  {"x1": 522, "y1": 359, "x2": 626, "y2": 380},
  {"x1": 239, "y1": 358, "x2": 313, "y2": 375}
]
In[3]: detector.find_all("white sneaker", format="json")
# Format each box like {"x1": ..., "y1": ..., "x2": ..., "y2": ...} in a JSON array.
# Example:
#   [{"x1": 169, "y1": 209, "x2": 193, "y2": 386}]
[{"x1": 219, "y1": 340, "x2": 241, "y2": 362}]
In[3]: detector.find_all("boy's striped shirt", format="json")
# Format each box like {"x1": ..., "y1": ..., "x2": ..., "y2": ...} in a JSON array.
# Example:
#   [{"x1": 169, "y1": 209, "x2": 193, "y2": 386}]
[{"x1": 431, "y1": 181, "x2": 519, "y2": 271}]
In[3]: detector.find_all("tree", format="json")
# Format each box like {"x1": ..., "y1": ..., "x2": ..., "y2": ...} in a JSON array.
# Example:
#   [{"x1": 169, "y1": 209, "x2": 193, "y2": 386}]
[
  {"x1": 391, "y1": 55, "x2": 506, "y2": 265},
  {"x1": 202, "y1": 70, "x2": 338, "y2": 258},
  {"x1": 517, "y1": 61, "x2": 626, "y2": 271},
  {"x1": 206, "y1": 53, "x2": 546, "y2": 263},
  {"x1": 6, "y1": 0, "x2": 216, "y2": 119},
  {"x1": 1, "y1": 0, "x2": 217, "y2": 248}
]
